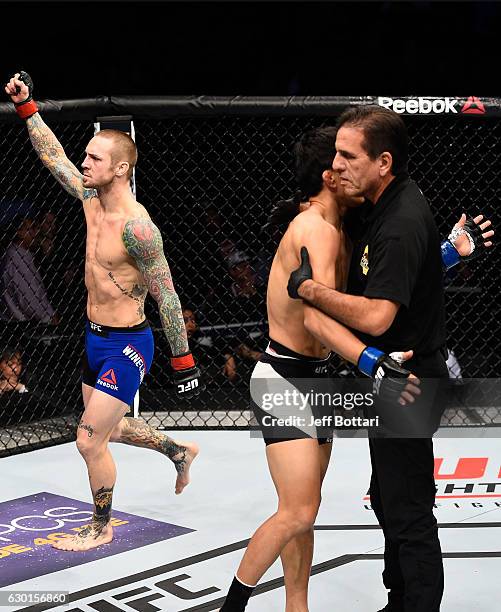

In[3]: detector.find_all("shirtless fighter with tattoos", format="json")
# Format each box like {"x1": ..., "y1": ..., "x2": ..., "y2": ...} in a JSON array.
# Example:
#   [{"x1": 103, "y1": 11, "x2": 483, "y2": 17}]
[{"x1": 5, "y1": 72, "x2": 202, "y2": 551}]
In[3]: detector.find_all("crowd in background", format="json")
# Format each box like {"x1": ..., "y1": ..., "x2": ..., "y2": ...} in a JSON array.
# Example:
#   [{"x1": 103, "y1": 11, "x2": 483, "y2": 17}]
[
  {"x1": 0, "y1": 201, "x2": 472, "y2": 405},
  {"x1": 0, "y1": 205, "x2": 272, "y2": 401}
]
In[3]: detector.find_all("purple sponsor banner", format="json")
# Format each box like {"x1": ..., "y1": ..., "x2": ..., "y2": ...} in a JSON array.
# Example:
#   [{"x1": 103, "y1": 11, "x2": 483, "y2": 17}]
[{"x1": 0, "y1": 492, "x2": 194, "y2": 587}]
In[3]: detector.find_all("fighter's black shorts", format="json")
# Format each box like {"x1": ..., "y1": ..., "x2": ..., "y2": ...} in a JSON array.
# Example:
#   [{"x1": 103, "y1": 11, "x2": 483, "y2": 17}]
[{"x1": 250, "y1": 338, "x2": 334, "y2": 446}]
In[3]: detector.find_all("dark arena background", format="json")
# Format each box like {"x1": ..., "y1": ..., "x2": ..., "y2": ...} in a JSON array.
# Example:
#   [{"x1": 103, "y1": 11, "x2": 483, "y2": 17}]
[{"x1": 0, "y1": 95, "x2": 499, "y2": 454}]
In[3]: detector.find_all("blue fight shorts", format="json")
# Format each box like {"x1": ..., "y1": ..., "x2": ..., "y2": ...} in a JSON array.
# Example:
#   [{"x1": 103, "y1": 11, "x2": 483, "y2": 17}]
[{"x1": 82, "y1": 319, "x2": 154, "y2": 406}]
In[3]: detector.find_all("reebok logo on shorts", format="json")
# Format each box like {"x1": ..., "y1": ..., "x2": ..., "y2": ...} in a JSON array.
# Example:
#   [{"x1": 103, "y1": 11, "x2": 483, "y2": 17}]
[
  {"x1": 97, "y1": 368, "x2": 119, "y2": 391},
  {"x1": 122, "y1": 345, "x2": 146, "y2": 382}
]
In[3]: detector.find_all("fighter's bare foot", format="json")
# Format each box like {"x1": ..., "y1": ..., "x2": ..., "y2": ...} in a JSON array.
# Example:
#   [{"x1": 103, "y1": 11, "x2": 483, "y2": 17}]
[
  {"x1": 52, "y1": 521, "x2": 113, "y2": 551},
  {"x1": 171, "y1": 440, "x2": 199, "y2": 494}
]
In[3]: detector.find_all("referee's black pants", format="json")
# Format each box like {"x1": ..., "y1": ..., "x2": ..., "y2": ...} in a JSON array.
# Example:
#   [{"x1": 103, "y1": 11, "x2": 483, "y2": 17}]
[
  {"x1": 369, "y1": 437, "x2": 443, "y2": 612},
  {"x1": 369, "y1": 350, "x2": 448, "y2": 612}
]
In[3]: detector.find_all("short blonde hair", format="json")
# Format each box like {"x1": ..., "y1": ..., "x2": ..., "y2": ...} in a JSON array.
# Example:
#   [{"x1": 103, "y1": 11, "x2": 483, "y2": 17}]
[{"x1": 96, "y1": 129, "x2": 138, "y2": 180}]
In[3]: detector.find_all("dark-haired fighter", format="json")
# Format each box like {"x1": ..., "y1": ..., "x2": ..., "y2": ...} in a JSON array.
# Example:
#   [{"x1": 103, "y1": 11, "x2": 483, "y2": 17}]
[
  {"x1": 287, "y1": 106, "x2": 494, "y2": 612},
  {"x1": 5, "y1": 72, "x2": 202, "y2": 551},
  {"x1": 220, "y1": 127, "x2": 420, "y2": 612}
]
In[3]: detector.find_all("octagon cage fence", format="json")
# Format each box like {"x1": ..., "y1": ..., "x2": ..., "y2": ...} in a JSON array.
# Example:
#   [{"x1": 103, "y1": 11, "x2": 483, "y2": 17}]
[{"x1": 0, "y1": 96, "x2": 499, "y2": 457}]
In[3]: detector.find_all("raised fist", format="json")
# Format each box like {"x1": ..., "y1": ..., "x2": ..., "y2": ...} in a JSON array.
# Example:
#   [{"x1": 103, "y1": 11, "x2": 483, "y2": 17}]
[
  {"x1": 4, "y1": 72, "x2": 30, "y2": 105},
  {"x1": 4, "y1": 71, "x2": 38, "y2": 119}
]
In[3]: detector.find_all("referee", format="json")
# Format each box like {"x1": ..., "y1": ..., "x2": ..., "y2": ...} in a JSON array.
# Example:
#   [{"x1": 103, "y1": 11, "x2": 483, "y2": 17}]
[{"x1": 289, "y1": 105, "x2": 448, "y2": 612}]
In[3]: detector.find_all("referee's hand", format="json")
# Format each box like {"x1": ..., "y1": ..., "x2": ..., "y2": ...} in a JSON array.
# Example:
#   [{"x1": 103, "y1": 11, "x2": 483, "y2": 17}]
[{"x1": 287, "y1": 246, "x2": 313, "y2": 299}]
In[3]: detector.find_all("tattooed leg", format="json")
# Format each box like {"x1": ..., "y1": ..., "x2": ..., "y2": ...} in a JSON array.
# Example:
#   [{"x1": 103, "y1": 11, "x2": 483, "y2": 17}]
[
  {"x1": 111, "y1": 417, "x2": 199, "y2": 494},
  {"x1": 52, "y1": 484, "x2": 115, "y2": 552},
  {"x1": 93, "y1": 485, "x2": 114, "y2": 530},
  {"x1": 78, "y1": 421, "x2": 94, "y2": 438},
  {"x1": 53, "y1": 442, "x2": 117, "y2": 551}
]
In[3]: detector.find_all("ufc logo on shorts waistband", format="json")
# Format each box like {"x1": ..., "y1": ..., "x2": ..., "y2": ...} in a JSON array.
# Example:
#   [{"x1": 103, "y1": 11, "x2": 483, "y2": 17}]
[
  {"x1": 315, "y1": 365, "x2": 328, "y2": 374},
  {"x1": 89, "y1": 322, "x2": 108, "y2": 336}
]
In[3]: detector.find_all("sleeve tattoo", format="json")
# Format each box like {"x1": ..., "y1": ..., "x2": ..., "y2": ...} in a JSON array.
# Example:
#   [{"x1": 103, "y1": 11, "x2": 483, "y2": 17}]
[
  {"x1": 26, "y1": 114, "x2": 95, "y2": 201},
  {"x1": 122, "y1": 218, "x2": 189, "y2": 356}
]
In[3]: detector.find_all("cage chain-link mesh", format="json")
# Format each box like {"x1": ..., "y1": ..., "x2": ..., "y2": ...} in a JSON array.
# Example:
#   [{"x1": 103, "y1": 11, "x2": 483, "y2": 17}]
[{"x1": 0, "y1": 112, "x2": 499, "y2": 455}]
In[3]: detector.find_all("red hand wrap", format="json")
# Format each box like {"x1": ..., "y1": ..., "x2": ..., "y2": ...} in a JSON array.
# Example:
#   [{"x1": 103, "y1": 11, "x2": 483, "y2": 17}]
[
  {"x1": 16, "y1": 100, "x2": 38, "y2": 120},
  {"x1": 170, "y1": 352, "x2": 195, "y2": 371}
]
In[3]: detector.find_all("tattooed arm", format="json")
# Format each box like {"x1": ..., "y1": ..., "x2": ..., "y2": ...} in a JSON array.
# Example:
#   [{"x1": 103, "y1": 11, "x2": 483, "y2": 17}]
[
  {"x1": 122, "y1": 217, "x2": 203, "y2": 398},
  {"x1": 122, "y1": 218, "x2": 189, "y2": 356},
  {"x1": 5, "y1": 72, "x2": 94, "y2": 201},
  {"x1": 25, "y1": 114, "x2": 95, "y2": 201}
]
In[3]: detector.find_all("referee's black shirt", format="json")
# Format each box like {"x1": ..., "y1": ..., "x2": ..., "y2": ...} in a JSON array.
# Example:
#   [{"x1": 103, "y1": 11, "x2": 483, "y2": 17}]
[{"x1": 346, "y1": 173, "x2": 446, "y2": 357}]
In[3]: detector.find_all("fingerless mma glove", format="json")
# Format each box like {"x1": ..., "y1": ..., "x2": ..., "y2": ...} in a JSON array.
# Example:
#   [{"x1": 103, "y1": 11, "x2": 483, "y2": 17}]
[
  {"x1": 14, "y1": 71, "x2": 38, "y2": 120},
  {"x1": 358, "y1": 346, "x2": 411, "y2": 404},
  {"x1": 170, "y1": 352, "x2": 203, "y2": 399}
]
